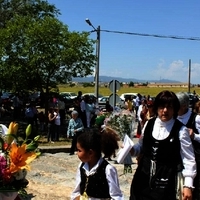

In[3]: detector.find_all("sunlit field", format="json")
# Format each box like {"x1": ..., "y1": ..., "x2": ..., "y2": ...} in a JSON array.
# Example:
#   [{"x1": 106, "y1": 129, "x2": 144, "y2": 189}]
[{"x1": 58, "y1": 85, "x2": 200, "y2": 97}]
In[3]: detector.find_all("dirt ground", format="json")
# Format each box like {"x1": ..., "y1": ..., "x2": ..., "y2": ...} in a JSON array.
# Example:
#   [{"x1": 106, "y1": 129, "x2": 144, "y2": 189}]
[{"x1": 19, "y1": 151, "x2": 138, "y2": 200}]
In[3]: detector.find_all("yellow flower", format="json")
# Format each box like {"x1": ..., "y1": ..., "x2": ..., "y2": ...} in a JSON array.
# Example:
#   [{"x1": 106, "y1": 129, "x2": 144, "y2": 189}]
[
  {"x1": 6, "y1": 122, "x2": 19, "y2": 145},
  {"x1": 8, "y1": 143, "x2": 37, "y2": 173},
  {"x1": 7, "y1": 122, "x2": 18, "y2": 135},
  {"x1": 25, "y1": 124, "x2": 32, "y2": 138}
]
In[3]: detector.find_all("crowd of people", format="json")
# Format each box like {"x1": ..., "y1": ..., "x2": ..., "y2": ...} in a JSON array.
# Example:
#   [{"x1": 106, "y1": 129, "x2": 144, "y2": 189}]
[
  {"x1": 1, "y1": 89, "x2": 200, "y2": 199},
  {"x1": 66, "y1": 90, "x2": 200, "y2": 200}
]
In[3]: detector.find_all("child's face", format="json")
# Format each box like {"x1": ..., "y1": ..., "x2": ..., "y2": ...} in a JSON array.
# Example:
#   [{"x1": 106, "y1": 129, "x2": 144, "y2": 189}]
[{"x1": 76, "y1": 142, "x2": 92, "y2": 163}]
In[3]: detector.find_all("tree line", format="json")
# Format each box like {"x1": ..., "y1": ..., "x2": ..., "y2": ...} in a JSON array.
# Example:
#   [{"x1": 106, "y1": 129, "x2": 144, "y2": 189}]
[{"x1": 0, "y1": 0, "x2": 96, "y2": 114}]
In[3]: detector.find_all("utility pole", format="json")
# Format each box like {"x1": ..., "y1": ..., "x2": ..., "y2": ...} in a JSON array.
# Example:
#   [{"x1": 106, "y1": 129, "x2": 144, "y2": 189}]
[
  {"x1": 85, "y1": 18, "x2": 100, "y2": 99},
  {"x1": 188, "y1": 59, "x2": 191, "y2": 93}
]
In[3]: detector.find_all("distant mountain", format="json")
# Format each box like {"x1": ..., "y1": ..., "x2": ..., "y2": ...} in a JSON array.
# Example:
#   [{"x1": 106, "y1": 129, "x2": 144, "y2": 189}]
[{"x1": 72, "y1": 76, "x2": 181, "y2": 83}]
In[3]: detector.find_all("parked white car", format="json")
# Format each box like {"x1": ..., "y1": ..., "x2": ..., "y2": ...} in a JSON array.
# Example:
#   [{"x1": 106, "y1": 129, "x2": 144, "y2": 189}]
[
  {"x1": 119, "y1": 93, "x2": 138, "y2": 108},
  {"x1": 120, "y1": 93, "x2": 137, "y2": 103},
  {"x1": 59, "y1": 92, "x2": 77, "y2": 99},
  {"x1": 82, "y1": 93, "x2": 103, "y2": 101},
  {"x1": 98, "y1": 96, "x2": 109, "y2": 109}
]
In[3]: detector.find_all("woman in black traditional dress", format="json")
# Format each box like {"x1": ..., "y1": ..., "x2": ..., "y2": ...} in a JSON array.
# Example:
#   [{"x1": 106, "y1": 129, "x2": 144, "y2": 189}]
[{"x1": 130, "y1": 90, "x2": 196, "y2": 200}]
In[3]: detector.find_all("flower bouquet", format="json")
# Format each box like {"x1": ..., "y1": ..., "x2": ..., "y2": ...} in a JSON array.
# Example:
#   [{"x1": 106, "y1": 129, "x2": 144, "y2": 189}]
[
  {"x1": 0, "y1": 122, "x2": 40, "y2": 198},
  {"x1": 104, "y1": 109, "x2": 134, "y2": 139},
  {"x1": 104, "y1": 109, "x2": 135, "y2": 173}
]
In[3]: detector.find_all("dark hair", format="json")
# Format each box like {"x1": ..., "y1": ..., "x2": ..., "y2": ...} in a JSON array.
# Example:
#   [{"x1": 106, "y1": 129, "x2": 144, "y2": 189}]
[
  {"x1": 147, "y1": 100, "x2": 154, "y2": 107},
  {"x1": 48, "y1": 107, "x2": 54, "y2": 113},
  {"x1": 84, "y1": 95, "x2": 90, "y2": 103},
  {"x1": 153, "y1": 90, "x2": 180, "y2": 118},
  {"x1": 142, "y1": 99, "x2": 147, "y2": 104},
  {"x1": 77, "y1": 127, "x2": 120, "y2": 159},
  {"x1": 194, "y1": 100, "x2": 200, "y2": 113}
]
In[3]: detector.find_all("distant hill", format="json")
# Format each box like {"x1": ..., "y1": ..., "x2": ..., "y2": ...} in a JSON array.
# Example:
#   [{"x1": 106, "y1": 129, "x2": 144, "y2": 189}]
[{"x1": 72, "y1": 76, "x2": 181, "y2": 83}]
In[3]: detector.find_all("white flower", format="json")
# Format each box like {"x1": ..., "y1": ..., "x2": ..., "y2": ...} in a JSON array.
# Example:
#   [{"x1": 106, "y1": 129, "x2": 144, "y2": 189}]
[
  {"x1": 106, "y1": 109, "x2": 134, "y2": 139},
  {"x1": 0, "y1": 152, "x2": 5, "y2": 157}
]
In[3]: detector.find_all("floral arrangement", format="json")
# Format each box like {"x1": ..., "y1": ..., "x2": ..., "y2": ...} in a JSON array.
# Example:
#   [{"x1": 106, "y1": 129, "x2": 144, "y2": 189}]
[
  {"x1": 0, "y1": 122, "x2": 40, "y2": 194},
  {"x1": 104, "y1": 109, "x2": 134, "y2": 139}
]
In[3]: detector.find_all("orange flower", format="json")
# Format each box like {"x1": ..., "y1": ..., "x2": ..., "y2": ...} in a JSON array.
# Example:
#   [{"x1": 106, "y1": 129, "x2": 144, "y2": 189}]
[{"x1": 8, "y1": 143, "x2": 37, "y2": 173}]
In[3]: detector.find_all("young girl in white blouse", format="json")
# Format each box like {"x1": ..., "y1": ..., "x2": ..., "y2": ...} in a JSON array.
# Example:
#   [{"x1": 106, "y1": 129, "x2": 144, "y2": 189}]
[{"x1": 71, "y1": 127, "x2": 123, "y2": 200}]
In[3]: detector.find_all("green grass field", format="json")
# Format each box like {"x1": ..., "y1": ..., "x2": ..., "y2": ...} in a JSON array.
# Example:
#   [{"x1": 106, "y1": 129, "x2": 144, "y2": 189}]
[{"x1": 58, "y1": 84, "x2": 200, "y2": 97}]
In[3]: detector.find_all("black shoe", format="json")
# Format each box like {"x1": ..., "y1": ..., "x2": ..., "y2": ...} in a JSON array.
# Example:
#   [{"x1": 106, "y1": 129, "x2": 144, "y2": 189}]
[{"x1": 69, "y1": 152, "x2": 74, "y2": 155}]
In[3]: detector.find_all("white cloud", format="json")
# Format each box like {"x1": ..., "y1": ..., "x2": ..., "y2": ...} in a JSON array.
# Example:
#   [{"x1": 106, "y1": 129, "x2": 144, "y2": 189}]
[
  {"x1": 152, "y1": 60, "x2": 195, "y2": 83},
  {"x1": 100, "y1": 60, "x2": 200, "y2": 84},
  {"x1": 191, "y1": 63, "x2": 200, "y2": 84}
]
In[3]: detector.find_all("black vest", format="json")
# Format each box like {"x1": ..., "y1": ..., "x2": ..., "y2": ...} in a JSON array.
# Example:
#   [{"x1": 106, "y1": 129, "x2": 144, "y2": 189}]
[
  {"x1": 80, "y1": 159, "x2": 111, "y2": 199},
  {"x1": 143, "y1": 117, "x2": 183, "y2": 168},
  {"x1": 186, "y1": 112, "x2": 200, "y2": 161},
  {"x1": 130, "y1": 118, "x2": 184, "y2": 200}
]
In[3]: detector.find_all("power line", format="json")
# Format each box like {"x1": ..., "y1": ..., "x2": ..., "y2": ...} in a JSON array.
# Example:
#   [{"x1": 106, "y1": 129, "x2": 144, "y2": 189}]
[{"x1": 100, "y1": 29, "x2": 200, "y2": 41}]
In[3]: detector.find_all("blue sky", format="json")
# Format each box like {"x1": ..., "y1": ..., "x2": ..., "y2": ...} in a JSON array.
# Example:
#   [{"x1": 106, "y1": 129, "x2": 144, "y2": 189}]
[{"x1": 47, "y1": 0, "x2": 200, "y2": 84}]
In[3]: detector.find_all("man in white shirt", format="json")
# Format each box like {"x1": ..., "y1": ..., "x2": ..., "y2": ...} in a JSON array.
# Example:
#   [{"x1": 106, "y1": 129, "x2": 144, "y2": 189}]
[
  {"x1": 58, "y1": 97, "x2": 66, "y2": 125},
  {"x1": 136, "y1": 99, "x2": 147, "y2": 137},
  {"x1": 80, "y1": 97, "x2": 87, "y2": 128}
]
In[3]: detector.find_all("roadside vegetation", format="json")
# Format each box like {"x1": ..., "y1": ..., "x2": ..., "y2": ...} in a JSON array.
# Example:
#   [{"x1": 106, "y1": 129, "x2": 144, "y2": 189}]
[{"x1": 58, "y1": 85, "x2": 200, "y2": 97}]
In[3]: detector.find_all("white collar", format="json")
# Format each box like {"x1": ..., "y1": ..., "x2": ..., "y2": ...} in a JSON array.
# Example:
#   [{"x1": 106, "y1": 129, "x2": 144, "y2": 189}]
[
  {"x1": 83, "y1": 157, "x2": 103, "y2": 176},
  {"x1": 178, "y1": 109, "x2": 192, "y2": 119},
  {"x1": 156, "y1": 117, "x2": 175, "y2": 127}
]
